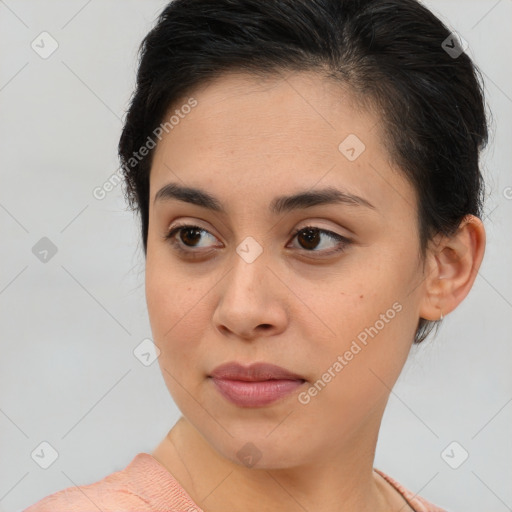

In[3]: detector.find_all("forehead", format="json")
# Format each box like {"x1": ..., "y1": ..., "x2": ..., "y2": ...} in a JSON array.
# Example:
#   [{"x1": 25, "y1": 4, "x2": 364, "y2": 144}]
[{"x1": 149, "y1": 71, "x2": 415, "y2": 217}]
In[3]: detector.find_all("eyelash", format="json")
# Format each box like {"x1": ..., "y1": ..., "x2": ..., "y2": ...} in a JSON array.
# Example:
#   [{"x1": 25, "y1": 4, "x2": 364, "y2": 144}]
[{"x1": 164, "y1": 223, "x2": 352, "y2": 259}]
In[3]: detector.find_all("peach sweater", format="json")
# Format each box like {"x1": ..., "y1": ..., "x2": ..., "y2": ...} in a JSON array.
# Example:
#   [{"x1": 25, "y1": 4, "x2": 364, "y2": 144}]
[{"x1": 24, "y1": 452, "x2": 448, "y2": 512}]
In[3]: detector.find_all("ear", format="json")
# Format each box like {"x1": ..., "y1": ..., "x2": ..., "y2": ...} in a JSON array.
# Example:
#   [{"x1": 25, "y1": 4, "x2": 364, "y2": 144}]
[{"x1": 418, "y1": 214, "x2": 486, "y2": 321}]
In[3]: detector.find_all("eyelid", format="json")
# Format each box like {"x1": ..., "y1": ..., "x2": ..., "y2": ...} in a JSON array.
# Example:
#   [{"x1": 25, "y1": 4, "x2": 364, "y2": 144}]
[
  {"x1": 164, "y1": 221, "x2": 221, "y2": 246},
  {"x1": 291, "y1": 219, "x2": 351, "y2": 238},
  {"x1": 166, "y1": 217, "x2": 351, "y2": 240}
]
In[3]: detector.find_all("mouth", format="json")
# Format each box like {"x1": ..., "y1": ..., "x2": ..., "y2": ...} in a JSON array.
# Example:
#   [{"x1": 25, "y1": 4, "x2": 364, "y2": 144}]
[{"x1": 209, "y1": 362, "x2": 306, "y2": 407}]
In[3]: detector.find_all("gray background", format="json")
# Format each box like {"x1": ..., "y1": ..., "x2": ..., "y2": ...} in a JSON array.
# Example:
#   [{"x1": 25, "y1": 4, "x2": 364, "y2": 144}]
[{"x1": 1, "y1": 1, "x2": 511, "y2": 511}]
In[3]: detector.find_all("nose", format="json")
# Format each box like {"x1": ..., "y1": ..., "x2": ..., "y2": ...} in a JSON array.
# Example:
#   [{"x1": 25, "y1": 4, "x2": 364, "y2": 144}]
[{"x1": 212, "y1": 244, "x2": 289, "y2": 341}]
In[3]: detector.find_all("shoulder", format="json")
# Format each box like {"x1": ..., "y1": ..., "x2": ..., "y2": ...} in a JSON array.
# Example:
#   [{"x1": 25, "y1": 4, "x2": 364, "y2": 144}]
[
  {"x1": 23, "y1": 485, "x2": 152, "y2": 512},
  {"x1": 23, "y1": 453, "x2": 201, "y2": 512},
  {"x1": 23, "y1": 455, "x2": 151, "y2": 512},
  {"x1": 374, "y1": 468, "x2": 451, "y2": 512}
]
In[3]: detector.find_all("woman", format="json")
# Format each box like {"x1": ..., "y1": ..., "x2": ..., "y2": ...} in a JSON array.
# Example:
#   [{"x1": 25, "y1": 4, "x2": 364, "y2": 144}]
[{"x1": 25, "y1": 0, "x2": 488, "y2": 510}]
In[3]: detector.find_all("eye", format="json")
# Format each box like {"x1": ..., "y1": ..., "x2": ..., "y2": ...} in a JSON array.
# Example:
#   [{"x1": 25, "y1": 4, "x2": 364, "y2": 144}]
[
  {"x1": 163, "y1": 223, "x2": 352, "y2": 258},
  {"x1": 288, "y1": 225, "x2": 351, "y2": 256},
  {"x1": 164, "y1": 223, "x2": 220, "y2": 257}
]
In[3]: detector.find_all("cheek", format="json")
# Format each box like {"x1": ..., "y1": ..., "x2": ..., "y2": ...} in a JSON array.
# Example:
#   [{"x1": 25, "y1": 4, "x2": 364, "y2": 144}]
[
  {"x1": 145, "y1": 253, "x2": 184, "y2": 344},
  {"x1": 146, "y1": 241, "x2": 194, "y2": 328},
  {"x1": 145, "y1": 253, "x2": 215, "y2": 370},
  {"x1": 306, "y1": 261, "x2": 416, "y2": 386},
  {"x1": 298, "y1": 298, "x2": 410, "y2": 431},
  {"x1": 145, "y1": 267, "x2": 205, "y2": 408}
]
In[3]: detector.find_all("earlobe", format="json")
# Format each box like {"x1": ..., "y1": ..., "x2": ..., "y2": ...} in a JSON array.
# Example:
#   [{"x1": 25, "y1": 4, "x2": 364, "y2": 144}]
[{"x1": 418, "y1": 214, "x2": 486, "y2": 321}]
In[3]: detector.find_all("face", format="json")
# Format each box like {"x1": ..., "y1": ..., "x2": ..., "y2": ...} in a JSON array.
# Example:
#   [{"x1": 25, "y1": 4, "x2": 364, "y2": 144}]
[{"x1": 145, "y1": 71, "x2": 427, "y2": 469}]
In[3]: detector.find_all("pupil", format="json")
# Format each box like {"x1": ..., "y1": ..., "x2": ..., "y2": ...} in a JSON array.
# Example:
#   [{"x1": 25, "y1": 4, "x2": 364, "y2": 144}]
[
  {"x1": 299, "y1": 228, "x2": 319, "y2": 250},
  {"x1": 181, "y1": 228, "x2": 202, "y2": 246}
]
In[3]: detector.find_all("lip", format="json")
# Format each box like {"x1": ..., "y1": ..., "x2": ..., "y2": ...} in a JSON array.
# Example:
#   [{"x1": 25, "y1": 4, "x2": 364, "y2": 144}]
[{"x1": 209, "y1": 362, "x2": 306, "y2": 407}]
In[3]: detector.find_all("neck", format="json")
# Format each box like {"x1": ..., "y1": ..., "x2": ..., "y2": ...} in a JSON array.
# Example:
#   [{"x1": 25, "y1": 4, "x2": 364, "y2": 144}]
[{"x1": 152, "y1": 416, "x2": 408, "y2": 512}]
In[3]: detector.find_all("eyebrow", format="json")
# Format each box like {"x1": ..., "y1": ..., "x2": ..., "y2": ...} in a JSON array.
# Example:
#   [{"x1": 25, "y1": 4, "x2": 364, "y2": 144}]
[{"x1": 154, "y1": 182, "x2": 376, "y2": 214}]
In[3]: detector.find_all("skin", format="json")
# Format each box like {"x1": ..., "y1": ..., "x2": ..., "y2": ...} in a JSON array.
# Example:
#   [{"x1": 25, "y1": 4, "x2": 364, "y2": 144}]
[{"x1": 145, "y1": 70, "x2": 486, "y2": 512}]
